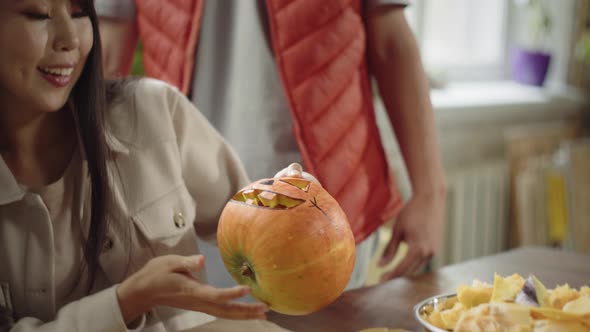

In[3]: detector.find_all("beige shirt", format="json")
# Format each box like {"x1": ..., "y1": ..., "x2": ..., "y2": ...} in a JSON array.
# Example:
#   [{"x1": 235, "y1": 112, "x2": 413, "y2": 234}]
[
  {"x1": 28, "y1": 147, "x2": 110, "y2": 311},
  {"x1": 0, "y1": 79, "x2": 284, "y2": 331}
]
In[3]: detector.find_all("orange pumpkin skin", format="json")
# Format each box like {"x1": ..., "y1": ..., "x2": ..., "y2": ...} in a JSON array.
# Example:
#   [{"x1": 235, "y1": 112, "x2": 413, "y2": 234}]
[{"x1": 217, "y1": 177, "x2": 356, "y2": 315}]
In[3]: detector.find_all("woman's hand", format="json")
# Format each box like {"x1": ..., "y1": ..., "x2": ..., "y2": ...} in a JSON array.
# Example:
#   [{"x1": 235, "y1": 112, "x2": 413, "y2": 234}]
[
  {"x1": 273, "y1": 163, "x2": 319, "y2": 183},
  {"x1": 116, "y1": 255, "x2": 268, "y2": 323}
]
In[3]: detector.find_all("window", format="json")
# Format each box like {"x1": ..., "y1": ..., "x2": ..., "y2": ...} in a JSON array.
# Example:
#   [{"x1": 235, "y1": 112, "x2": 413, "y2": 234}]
[
  {"x1": 406, "y1": 0, "x2": 579, "y2": 85},
  {"x1": 405, "y1": 0, "x2": 510, "y2": 81}
]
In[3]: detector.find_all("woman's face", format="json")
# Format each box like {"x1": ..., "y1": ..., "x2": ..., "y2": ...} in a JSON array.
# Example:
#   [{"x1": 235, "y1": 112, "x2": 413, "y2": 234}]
[{"x1": 0, "y1": 0, "x2": 93, "y2": 114}]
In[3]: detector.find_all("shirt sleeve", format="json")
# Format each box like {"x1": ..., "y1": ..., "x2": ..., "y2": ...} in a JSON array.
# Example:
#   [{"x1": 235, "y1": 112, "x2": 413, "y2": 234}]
[
  {"x1": 94, "y1": 0, "x2": 137, "y2": 19},
  {"x1": 9, "y1": 285, "x2": 141, "y2": 332},
  {"x1": 166, "y1": 83, "x2": 251, "y2": 244}
]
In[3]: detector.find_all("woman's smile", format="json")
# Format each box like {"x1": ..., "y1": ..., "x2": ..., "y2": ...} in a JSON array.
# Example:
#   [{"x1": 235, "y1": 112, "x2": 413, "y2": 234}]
[{"x1": 38, "y1": 64, "x2": 76, "y2": 87}]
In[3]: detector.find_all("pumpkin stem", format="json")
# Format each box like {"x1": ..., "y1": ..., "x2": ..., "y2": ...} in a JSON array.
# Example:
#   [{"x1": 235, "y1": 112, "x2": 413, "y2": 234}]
[{"x1": 240, "y1": 263, "x2": 255, "y2": 278}]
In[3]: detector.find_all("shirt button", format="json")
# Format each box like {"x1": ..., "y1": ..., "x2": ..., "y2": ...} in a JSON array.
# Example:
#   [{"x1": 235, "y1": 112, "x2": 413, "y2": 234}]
[
  {"x1": 102, "y1": 237, "x2": 114, "y2": 252},
  {"x1": 173, "y1": 212, "x2": 185, "y2": 228}
]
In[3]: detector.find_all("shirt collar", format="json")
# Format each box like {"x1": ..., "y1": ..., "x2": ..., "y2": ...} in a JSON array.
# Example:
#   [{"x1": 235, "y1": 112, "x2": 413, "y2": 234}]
[
  {"x1": 0, "y1": 156, "x2": 25, "y2": 205},
  {"x1": 0, "y1": 123, "x2": 128, "y2": 206}
]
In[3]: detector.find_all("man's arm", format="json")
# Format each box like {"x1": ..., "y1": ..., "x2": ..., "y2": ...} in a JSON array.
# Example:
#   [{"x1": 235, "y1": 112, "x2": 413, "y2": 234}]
[
  {"x1": 96, "y1": 0, "x2": 139, "y2": 79},
  {"x1": 365, "y1": 5, "x2": 447, "y2": 279}
]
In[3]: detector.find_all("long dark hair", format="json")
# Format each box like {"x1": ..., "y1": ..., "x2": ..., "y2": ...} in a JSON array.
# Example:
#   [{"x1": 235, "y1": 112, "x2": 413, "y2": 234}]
[{"x1": 71, "y1": 0, "x2": 111, "y2": 292}]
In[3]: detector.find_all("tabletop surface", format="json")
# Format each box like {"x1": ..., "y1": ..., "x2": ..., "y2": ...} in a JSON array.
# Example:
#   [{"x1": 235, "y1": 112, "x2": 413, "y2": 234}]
[{"x1": 268, "y1": 246, "x2": 590, "y2": 332}]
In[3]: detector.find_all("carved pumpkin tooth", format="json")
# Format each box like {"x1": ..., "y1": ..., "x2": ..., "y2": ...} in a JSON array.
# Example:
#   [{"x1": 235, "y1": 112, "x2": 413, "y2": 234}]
[
  {"x1": 242, "y1": 189, "x2": 258, "y2": 201},
  {"x1": 245, "y1": 198, "x2": 259, "y2": 206},
  {"x1": 258, "y1": 191, "x2": 279, "y2": 208}
]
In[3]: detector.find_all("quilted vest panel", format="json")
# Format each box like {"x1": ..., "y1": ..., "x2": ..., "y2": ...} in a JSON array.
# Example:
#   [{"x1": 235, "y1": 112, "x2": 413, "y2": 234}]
[
  {"x1": 265, "y1": 0, "x2": 403, "y2": 242},
  {"x1": 135, "y1": 0, "x2": 203, "y2": 94}
]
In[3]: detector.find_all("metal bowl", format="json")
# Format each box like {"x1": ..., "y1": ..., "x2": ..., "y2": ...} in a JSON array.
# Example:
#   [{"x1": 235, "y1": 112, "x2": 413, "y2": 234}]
[{"x1": 413, "y1": 293, "x2": 457, "y2": 332}]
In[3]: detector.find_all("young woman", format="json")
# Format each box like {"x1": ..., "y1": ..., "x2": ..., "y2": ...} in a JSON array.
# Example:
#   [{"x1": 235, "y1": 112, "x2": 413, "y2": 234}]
[{"x1": 0, "y1": 0, "x2": 299, "y2": 330}]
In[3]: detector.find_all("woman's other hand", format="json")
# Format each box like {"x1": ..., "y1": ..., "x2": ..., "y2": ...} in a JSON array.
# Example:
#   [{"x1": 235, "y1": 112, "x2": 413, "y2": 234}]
[{"x1": 116, "y1": 255, "x2": 268, "y2": 324}]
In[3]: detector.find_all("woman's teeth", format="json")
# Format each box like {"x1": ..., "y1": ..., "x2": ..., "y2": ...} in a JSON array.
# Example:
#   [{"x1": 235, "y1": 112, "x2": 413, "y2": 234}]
[{"x1": 40, "y1": 67, "x2": 74, "y2": 76}]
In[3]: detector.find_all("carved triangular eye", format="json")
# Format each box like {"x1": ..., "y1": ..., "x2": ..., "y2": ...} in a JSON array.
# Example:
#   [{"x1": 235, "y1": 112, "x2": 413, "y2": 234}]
[
  {"x1": 280, "y1": 178, "x2": 310, "y2": 192},
  {"x1": 260, "y1": 179, "x2": 274, "y2": 185}
]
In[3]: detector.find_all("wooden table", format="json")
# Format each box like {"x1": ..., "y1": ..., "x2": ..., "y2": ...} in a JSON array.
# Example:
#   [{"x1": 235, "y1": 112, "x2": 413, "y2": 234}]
[{"x1": 268, "y1": 246, "x2": 590, "y2": 332}]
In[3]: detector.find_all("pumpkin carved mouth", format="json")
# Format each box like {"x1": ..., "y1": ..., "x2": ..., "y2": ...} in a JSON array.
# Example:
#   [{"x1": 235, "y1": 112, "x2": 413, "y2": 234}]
[
  {"x1": 231, "y1": 178, "x2": 313, "y2": 209},
  {"x1": 231, "y1": 189, "x2": 305, "y2": 209}
]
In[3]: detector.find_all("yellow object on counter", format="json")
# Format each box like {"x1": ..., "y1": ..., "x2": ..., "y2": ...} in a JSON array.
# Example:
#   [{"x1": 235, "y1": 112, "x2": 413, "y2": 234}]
[
  {"x1": 422, "y1": 273, "x2": 590, "y2": 332},
  {"x1": 545, "y1": 171, "x2": 568, "y2": 244}
]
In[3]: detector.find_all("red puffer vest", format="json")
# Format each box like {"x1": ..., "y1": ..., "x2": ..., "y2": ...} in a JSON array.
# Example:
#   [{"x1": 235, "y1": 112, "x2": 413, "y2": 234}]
[{"x1": 135, "y1": 0, "x2": 403, "y2": 243}]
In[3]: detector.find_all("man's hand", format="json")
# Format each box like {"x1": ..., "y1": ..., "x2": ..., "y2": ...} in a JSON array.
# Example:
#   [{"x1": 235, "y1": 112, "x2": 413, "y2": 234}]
[
  {"x1": 379, "y1": 190, "x2": 446, "y2": 280},
  {"x1": 98, "y1": 17, "x2": 138, "y2": 79}
]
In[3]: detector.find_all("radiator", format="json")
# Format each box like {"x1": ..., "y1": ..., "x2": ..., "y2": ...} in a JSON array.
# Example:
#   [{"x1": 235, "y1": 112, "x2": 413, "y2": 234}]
[{"x1": 433, "y1": 161, "x2": 510, "y2": 268}]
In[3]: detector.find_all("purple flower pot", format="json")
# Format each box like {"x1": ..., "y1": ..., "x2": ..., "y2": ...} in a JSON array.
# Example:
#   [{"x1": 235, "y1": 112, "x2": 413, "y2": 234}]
[{"x1": 511, "y1": 49, "x2": 551, "y2": 86}]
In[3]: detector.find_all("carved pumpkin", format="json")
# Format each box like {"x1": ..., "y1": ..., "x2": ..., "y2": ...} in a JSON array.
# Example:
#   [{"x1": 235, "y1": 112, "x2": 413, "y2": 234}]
[{"x1": 217, "y1": 177, "x2": 356, "y2": 315}]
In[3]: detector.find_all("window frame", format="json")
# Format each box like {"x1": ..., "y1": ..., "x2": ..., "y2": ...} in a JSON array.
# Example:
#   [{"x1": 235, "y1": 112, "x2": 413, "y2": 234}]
[{"x1": 407, "y1": 0, "x2": 513, "y2": 82}]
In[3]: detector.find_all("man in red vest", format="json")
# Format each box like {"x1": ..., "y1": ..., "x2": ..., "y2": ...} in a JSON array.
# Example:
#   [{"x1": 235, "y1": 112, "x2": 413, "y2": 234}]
[{"x1": 97, "y1": 0, "x2": 447, "y2": 289}]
